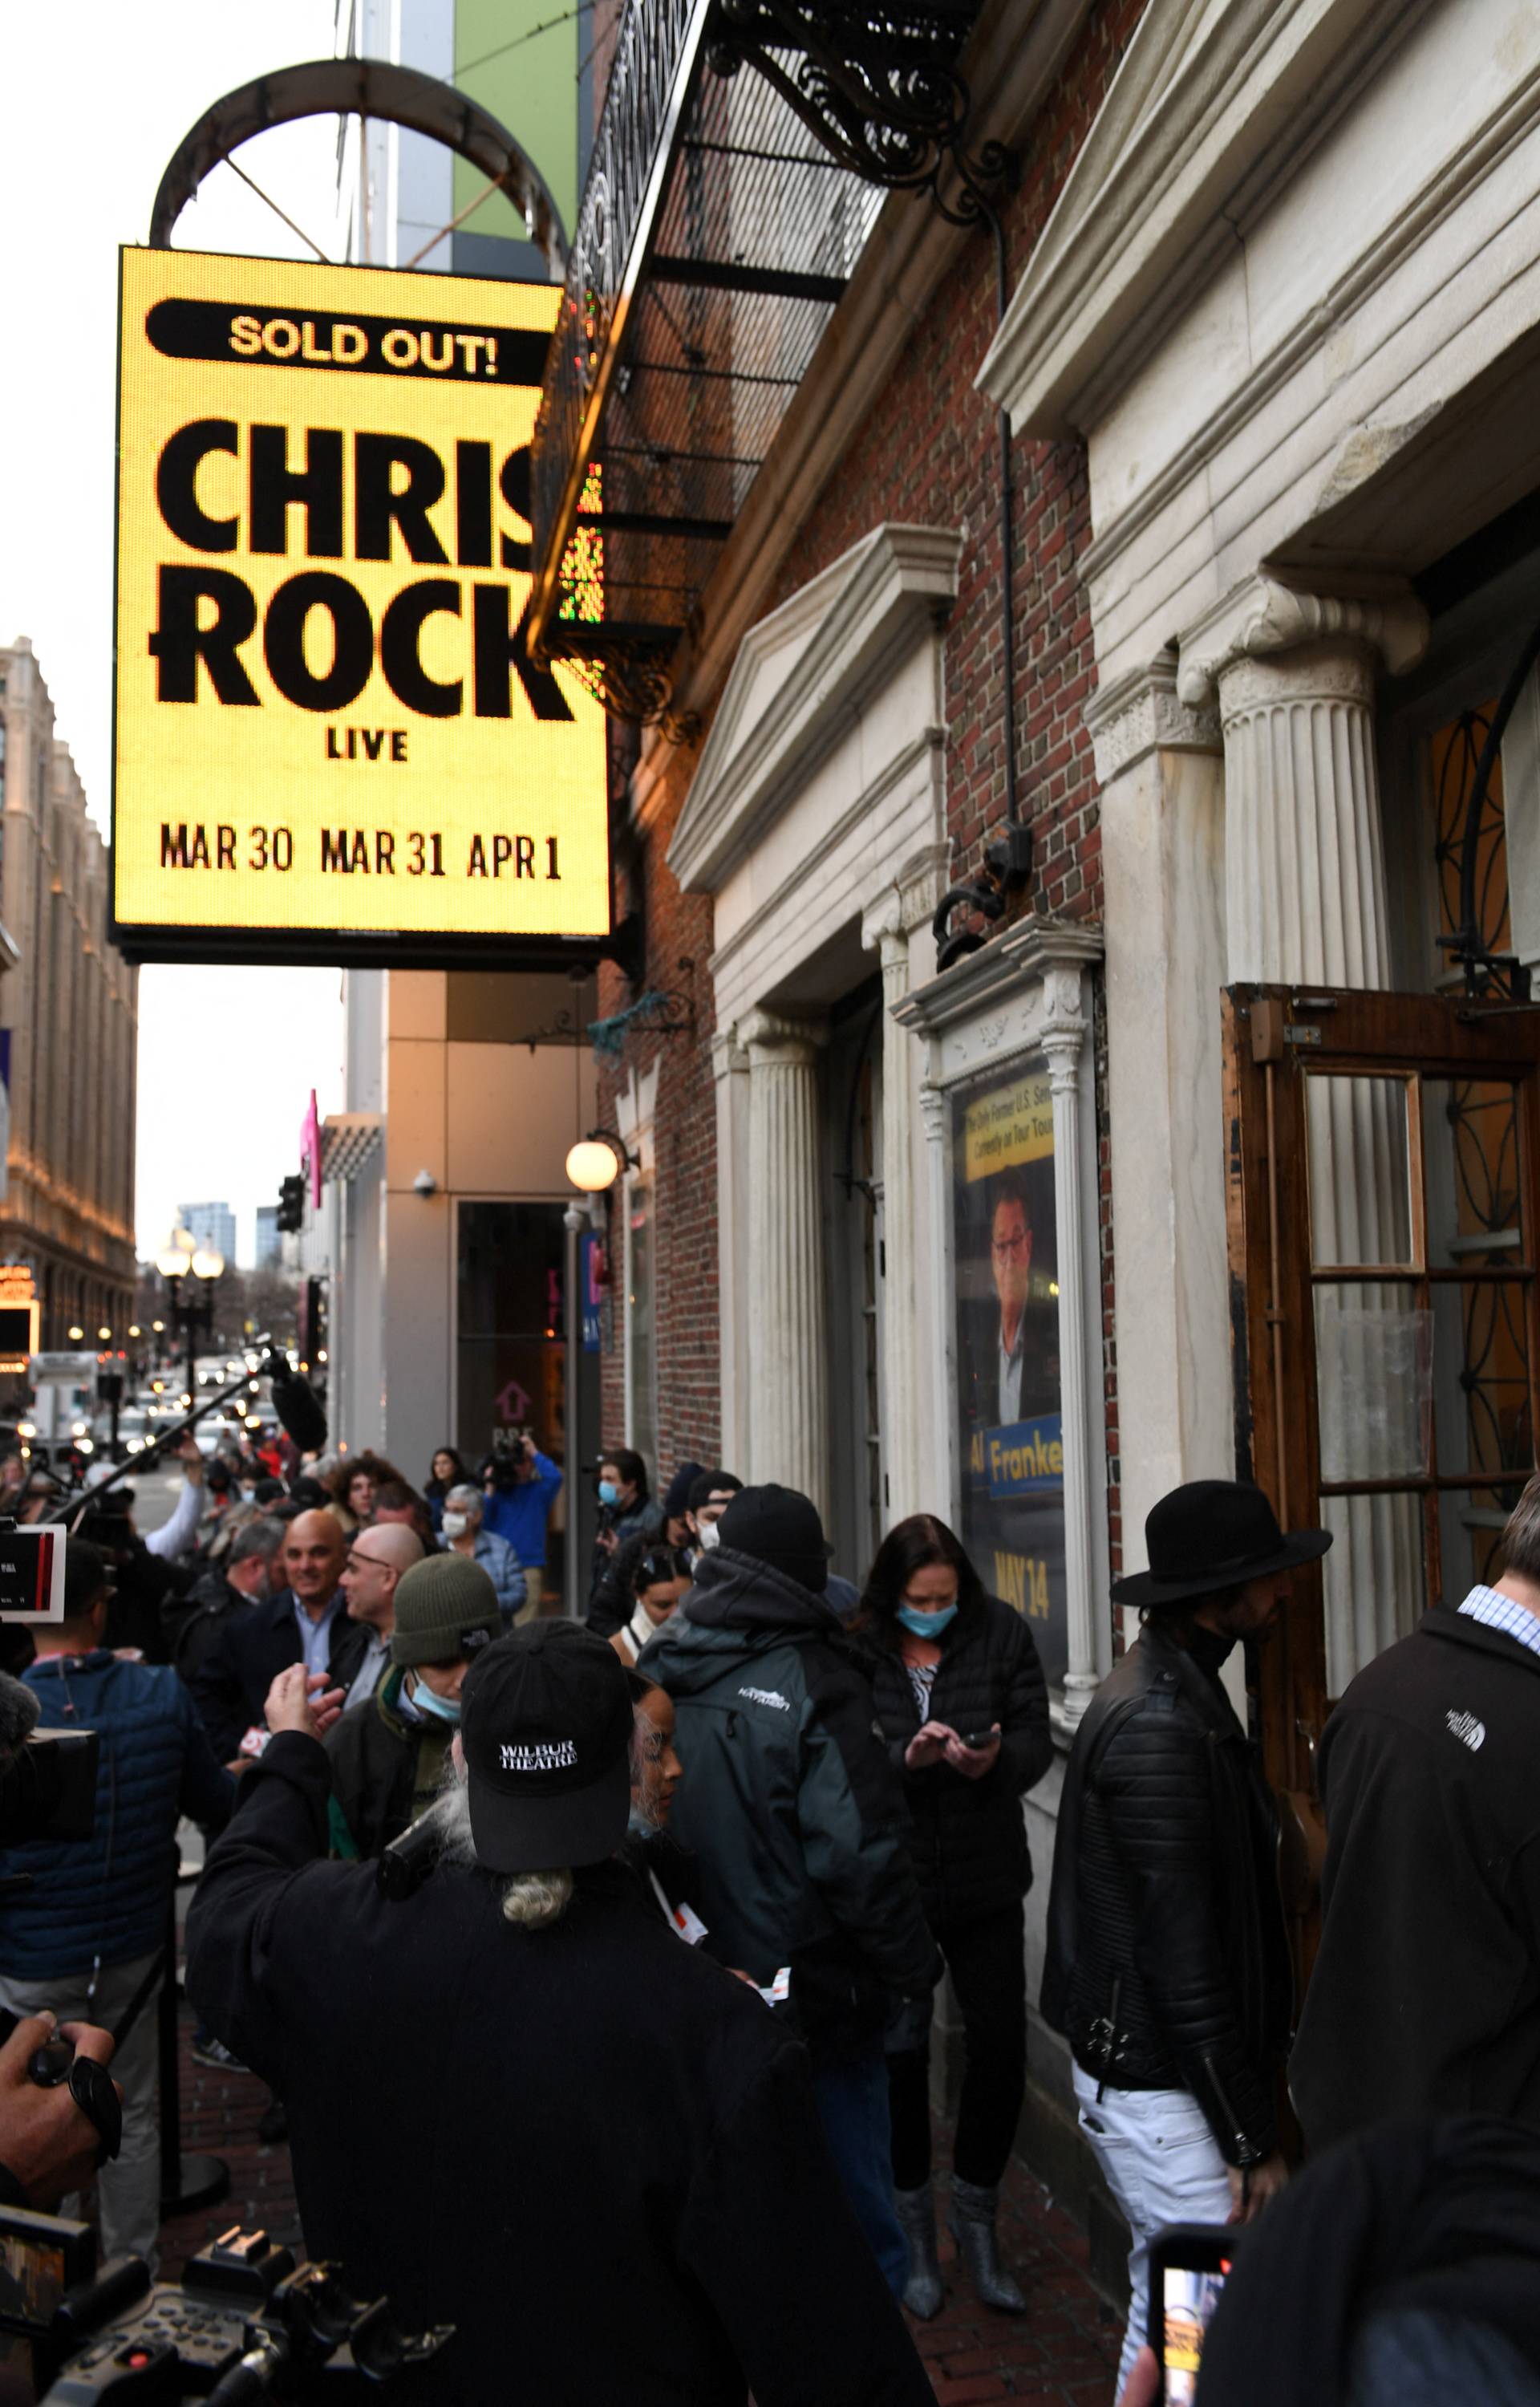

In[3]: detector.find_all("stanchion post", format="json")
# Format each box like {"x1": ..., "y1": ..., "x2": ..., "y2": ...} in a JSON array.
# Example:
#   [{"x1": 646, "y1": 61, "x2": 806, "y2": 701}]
[{"x1": 158, "y1": 1891, "x2": 229, "y2": 2218}]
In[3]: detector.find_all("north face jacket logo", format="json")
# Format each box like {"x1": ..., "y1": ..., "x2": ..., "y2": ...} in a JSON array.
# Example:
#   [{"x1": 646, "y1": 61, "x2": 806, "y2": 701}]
[{"x1": 1445, "y1": 1708, "x2": 1485, "y2": 1751}]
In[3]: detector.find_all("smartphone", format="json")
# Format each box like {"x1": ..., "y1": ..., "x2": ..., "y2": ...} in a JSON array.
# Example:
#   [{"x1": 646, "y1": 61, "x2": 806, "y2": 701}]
[
  {"x1": 1147, "y1": 2224, "x2": 1235, "y2": 2404},
  {"x1": 960, "y1": 1729, "x2": 999, "y2": 1749}
]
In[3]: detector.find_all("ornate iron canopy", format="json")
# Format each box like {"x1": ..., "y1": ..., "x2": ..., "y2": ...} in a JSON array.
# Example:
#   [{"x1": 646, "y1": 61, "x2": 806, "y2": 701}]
[{"x1": 529, "y1": 0, "x2": 1002, "y2": 735}]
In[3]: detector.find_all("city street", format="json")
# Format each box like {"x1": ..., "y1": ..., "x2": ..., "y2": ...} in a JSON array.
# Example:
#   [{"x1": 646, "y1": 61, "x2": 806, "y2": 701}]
[{"x1": 5, "y1": 0, "x2": 1540, "y2": 2401}]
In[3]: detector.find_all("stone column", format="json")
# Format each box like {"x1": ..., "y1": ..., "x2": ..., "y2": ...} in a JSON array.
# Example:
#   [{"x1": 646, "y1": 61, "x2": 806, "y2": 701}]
[
  {"x1": 862, "y1": 846, "x2": 947, "y2": 1528},
  {"x1": 711, "y1": 1028, "x2": 752, "y2": 1473},
  {"x1": 1180, "y1": 579, "x2": 1429, "y2": 1691},
  {"x1": 1087, "y1": 654, "x2": 1229, "y2": 1615},
  {"x1": 741, "y1": 1009, "x2": 830, "y2": 1519},
  {"x1": 1041, "y1": 965, "x2": 1101, "y2": 1728},
  {"x1": 918, "y1": 1079, "x2": 957, "y2": 1512}
]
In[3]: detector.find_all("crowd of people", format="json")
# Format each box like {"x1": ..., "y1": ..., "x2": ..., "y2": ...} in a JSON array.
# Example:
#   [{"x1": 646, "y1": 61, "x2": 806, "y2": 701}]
[{"x1": 3, "y1": 1412, "x2": 1540, "y2": 2404}]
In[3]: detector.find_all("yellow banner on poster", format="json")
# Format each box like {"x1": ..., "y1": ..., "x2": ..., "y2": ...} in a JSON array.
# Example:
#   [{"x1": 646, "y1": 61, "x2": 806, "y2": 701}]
[
  {"x1": 962, "y1": 1068, "x2": 1054, "y2": 1183},
  {"x1": 112, "y1": 247, "x2": 607, "y2": 948}
]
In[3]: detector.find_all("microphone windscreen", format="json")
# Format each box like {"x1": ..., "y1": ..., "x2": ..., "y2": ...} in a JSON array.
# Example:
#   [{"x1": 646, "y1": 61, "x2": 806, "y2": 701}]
[
  {"x1": 269, "y1": 1362, "x2": 328, "y2": 1455},
  {"x1": 0, "y1": 1670, "x2": 39, "y2": 1767}
]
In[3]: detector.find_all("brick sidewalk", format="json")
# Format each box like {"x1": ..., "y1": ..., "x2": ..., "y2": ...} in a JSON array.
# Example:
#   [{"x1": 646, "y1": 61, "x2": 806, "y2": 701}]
[{"x1": 158, "y1": 2001, "x2": 1121, "y2": 2401}]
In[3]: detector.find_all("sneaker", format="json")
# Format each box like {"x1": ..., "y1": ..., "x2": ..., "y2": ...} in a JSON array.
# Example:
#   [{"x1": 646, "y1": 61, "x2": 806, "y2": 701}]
[{"x1": 190, "y1": 2033, "x2": 249, "y2": 2073}]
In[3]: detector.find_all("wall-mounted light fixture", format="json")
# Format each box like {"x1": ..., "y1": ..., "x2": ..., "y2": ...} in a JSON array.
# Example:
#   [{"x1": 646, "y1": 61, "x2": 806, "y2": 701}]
[{"x1": 564, "y1": 1129, "x2": 639, "y2": 1194}]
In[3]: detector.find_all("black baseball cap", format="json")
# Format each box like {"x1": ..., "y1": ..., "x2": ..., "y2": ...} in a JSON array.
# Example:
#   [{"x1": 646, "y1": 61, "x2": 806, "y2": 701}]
[{"x1": 459, "y1": 1622, "x2": 634, "y2": 1875}]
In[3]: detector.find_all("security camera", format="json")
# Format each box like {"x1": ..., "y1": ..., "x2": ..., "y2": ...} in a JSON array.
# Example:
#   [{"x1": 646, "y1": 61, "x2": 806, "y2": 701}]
[{"x1": 412, "y1": 1169, "x2": 439, "y2": 1197}]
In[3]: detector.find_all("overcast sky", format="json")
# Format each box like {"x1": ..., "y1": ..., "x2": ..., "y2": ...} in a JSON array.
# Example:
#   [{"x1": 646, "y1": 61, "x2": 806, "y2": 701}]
[{"x1": 0, "y1": 2, "x2": 344, "y2": 1264}]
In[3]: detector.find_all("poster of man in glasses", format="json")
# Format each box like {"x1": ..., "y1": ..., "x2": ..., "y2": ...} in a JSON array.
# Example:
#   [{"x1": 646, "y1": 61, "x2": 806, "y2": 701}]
[{"x1": 952, "y1": 1061, "x2": 1068, "y2": 1691}]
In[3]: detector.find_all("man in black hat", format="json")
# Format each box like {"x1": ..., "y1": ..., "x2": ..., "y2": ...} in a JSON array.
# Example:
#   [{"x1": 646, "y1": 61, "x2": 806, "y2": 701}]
[
  {"x1": 1041, "y1": 1479, "x2": 1329, "y2": 2400},
  {"x1": 641, "y1": 1483, "x2": 941, "y2": 2299},
  {"x1": 185, "y1": 1622, "x2": 934, "y2": 2405}
]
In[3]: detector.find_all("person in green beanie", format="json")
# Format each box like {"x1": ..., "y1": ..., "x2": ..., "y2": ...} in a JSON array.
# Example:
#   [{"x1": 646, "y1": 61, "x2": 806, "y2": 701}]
[{"x1": 323, "y1": 1553, "x2": 500, "y2": 1860}]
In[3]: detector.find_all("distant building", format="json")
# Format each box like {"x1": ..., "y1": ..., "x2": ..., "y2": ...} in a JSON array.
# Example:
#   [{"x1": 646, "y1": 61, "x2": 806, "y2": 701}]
[
  {"x1": 178, "y1": 1201, "x2": 237, "y2": 1265},
  {"x1": 321, "y1": 0, "x2": 600, "y2": 1606},
  {"x1": 253, "y1": 1204, "x2": 281, "y2": 1268},
  {"x1": 0, "y1": 638, "x2": 136, "y2": 1345}
]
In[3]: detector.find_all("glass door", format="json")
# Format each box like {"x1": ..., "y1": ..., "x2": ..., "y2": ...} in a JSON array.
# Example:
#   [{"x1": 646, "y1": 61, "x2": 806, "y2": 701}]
[{"x1": 1223, "y1": 985, "x2": 1540, "y2": 1979}]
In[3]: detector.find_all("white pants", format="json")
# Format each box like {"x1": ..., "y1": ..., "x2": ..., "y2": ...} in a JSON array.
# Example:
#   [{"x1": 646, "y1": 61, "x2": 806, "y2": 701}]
[
  {"x1": 1072, "y1": 2063, "x2": 1233, "y2": 2401},
  {"x1": 0, "y1": 1950, "x2": 164, "y2": 2271}
]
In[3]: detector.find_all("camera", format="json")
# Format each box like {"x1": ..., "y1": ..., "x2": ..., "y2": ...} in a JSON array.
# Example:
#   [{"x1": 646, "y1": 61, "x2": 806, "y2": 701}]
[
  {"x1": 0, "y1": 1721, "x2": 98, "y2": 1853},
  {"x1": 483, "y1": 1431, "x2": 532, "y2": 1492},
  {"x1": 0, "y1": 2214, "x2": 452, "y2": 2403}
]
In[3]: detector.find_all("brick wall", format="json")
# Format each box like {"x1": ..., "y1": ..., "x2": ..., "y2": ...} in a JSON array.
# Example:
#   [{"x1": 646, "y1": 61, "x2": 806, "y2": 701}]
[
  {"x1": 594, "y1": 0, "x2": 1148, "y2": 1551},
  {"x1": 595, "y1": 725, "x2": 725, "y2": 1485}
]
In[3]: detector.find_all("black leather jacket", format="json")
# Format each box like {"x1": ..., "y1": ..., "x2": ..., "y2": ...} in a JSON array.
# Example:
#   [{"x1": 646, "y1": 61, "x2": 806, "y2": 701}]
[{"x1": 1041, "y1": 1622, "x2": 1291, "y2": 2165}]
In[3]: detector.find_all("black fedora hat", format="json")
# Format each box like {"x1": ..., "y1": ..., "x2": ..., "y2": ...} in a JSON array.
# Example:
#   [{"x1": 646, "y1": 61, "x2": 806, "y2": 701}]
[{"x1": 1111, "y1": 1479, "x2": 1331, "y2": 1609}]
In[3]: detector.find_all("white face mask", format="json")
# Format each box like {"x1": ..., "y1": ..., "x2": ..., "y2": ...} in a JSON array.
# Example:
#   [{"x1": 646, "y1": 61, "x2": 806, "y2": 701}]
[
  {"x1": 441, "y1": 1512, "x2": 471, "y2": 1540},
  {"x1": 698, "y1": 1520, "x2": 721, "y2": 1551}
]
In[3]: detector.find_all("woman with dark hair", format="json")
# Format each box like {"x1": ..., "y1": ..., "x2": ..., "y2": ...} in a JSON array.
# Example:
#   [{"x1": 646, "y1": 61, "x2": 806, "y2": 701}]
[
  {"x1": 861, "y1": 1512, "x2": 1052, "y2": 2322},
  {"x1": 424, "y1": 1446, "x2": 468, "y2": 1535},
  {"x1": 609, "y1": 1543, "x2": 692, "y2": 1668}
]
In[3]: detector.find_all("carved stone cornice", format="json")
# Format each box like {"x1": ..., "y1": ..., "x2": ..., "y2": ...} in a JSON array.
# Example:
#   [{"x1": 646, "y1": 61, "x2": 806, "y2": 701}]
[
  {"x1": 898, "y1": 840, "x2": 951, "y2": 932},
  {"x1": 861, "y1": 887, "x2": 905, "y2": 956},
  {"x1": 710, "y1": 1029, "x2": 749, "y2": 1082},
  {"x1": 1176, "y1": 575, "x2": 1429, "y2": 710},
  {"x1": 740, "y1": 1008, "x2": 829, "y2": 1065},
  {"x1": 1085, "y1": 650, "x2": 1221, "y2": 782},
  {"x1": 894, "y1": 912, "x2": 1104, "y2": 1040}
]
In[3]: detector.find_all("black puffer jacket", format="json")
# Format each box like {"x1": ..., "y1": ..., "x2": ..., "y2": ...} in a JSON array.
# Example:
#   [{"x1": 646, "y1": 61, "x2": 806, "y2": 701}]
[
  {"x1": 868, "y1": 1596, "x2": 1052, "y2": 1927},
  {"x1": 641, "y1": 1548, "x2": 941, "y2": 2064},
  {"x1": 1041, "y1": 1621, "x2": 1291, "y2": 2167}
]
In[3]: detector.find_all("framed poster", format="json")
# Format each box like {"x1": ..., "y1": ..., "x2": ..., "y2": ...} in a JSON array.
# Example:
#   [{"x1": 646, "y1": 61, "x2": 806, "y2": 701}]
[{"x1": 950, "y1": 1057, "x2": 1068, "y2": 1690}]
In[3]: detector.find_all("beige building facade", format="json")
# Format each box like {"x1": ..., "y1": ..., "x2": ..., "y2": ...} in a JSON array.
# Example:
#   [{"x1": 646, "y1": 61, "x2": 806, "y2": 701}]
[{"x1": 0, "y1": 639, "x2": 137, "y2": 1344}]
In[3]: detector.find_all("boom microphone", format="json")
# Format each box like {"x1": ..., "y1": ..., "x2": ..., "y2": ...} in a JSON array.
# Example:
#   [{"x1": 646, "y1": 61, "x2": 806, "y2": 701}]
[
  {"x1": 265, "y1": 1354, "x2": 328, "y2": 1455},
  {"x1": 0, "y1": 1670, "x2": 39, "y2": 1768}
]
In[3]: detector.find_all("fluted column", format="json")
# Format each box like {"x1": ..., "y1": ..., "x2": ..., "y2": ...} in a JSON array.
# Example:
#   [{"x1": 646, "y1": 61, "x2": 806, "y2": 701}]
[
  {"x1": 711, "y1": 1028, "x2": 752, "y2": 1472},
  {"x1": 862, "y1": 858, "x2": 944, "y2": 1528},
  {"x1": 1041, "y1": 968, "x2": 1100, "y2": 1727},
  {"x1": 1181, "y1": 581, "x2": 1429, "y2": 1691},
  {"x1": 742, "y1": 1009, "x2": 830, "y2": 1518}
]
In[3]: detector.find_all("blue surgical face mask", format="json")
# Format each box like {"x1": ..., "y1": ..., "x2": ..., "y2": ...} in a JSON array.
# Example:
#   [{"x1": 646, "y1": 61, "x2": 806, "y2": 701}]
[
  {"x1": 598, "y1": 1480, "x2": 619, "y2": 1508},
  {"x1": 896, "y1": 1602, "x2": 958, "y2": 1638},
  {"x1": 411, "y1": 1672, "x2": 461, "y2": 1725}
]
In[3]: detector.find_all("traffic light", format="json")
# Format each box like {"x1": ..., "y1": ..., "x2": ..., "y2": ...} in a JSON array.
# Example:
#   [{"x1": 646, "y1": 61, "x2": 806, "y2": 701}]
[{"x1": 276, "y1": 1175, "x2": 306, "y2": 1233}]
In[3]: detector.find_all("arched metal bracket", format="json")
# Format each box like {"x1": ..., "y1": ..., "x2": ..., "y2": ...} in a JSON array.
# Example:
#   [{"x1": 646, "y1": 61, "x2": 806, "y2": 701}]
[
  {"x1": 933, "y1": 823, "x2": 1033, "y2": 972},
  {"x1": 148, "y1": 57, "x2": 568, "y2": 269},
  {"x1": 551, "y1": 627, "x2": 703, "y2": 748},
  {"x1": 705, "y1": 2, "x2": 1017, "y2": 229},
  {"x1": 1437, "y1": 617, "x2": 1538, "y2": 1001}
]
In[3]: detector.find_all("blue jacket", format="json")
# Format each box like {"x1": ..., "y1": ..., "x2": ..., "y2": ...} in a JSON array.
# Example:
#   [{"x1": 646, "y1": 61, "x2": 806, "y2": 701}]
[
  {"x1": 0, "y1": 1651, "x2": 235, "y2": 1979},
  {"x1": 480, "y1": 1452, "x2": 562, "y2": 1570},
  {"x1": 471, "y1": 1528, "x2": 526, "y2": 1619}
]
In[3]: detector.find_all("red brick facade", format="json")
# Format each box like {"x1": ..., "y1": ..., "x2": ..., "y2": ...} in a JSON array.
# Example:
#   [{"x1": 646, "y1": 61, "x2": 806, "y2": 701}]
[{"x1": 594, "y1": 0, "x2": 1147, "y2": 1554}]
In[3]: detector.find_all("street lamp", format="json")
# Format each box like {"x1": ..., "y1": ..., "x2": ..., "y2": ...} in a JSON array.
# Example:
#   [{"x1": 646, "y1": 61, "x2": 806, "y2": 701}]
[
  {"x1": 564, "y1": 1130, "x2": 637, "y2": 1192},
  {"x1": 157, "y1": 1229, "x2": 225, "y2": 1398}
]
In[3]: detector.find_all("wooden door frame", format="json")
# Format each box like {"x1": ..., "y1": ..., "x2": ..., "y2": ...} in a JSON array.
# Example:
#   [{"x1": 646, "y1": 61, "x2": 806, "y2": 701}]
[{"x1": 1223, "y1": 982, "x2": 1540, "y2": 1962}]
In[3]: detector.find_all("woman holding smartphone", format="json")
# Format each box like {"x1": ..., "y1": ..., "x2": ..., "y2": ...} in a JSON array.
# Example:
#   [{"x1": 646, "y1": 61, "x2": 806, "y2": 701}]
[{"x1": 861, "y1": 1512, "x2": 1052, "y2": 2320}]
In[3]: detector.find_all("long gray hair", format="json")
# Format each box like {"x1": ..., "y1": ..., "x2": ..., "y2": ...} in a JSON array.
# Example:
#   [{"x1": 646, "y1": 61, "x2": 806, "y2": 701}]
[{"x1": 427, "y1": 1699, "x2": 654, "y2": 1928}]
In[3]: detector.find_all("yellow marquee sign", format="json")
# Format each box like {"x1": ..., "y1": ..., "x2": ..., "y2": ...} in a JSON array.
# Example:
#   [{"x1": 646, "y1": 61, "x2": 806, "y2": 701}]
[{"x1": 113, "y1": 248, "x2": 608, "y2": 960}]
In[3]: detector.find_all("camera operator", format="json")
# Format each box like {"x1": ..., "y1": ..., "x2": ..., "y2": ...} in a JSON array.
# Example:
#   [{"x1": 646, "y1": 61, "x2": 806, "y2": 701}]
[
  {"x1": 0, "y1": 1671, "x2": 124, "y2": 2221},
  {"x1": 479, "y1": 1433, "x2": 561, "y2": 1618},
  {"x1": 0, "y1": 1557, "x2": 230, "y2": 2263},
  {"x1": 0, "y1": 2010, "x2": 118, "y2": 2216},
  {"x1": 185, "y1": 1625, "x2": 934, "y2": 2405}
]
